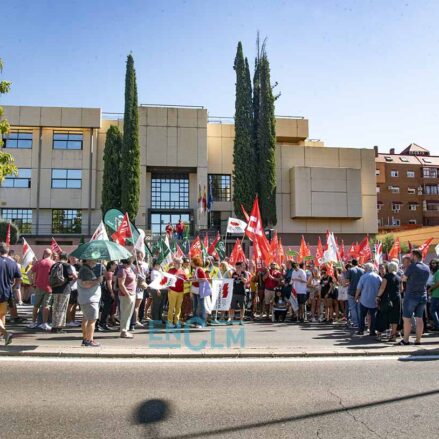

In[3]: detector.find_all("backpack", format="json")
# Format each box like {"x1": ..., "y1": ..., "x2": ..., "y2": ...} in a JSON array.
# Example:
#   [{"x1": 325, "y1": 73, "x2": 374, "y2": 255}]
[{"x1": 49, "y1": 262, "x2": 66, "y2": 288}]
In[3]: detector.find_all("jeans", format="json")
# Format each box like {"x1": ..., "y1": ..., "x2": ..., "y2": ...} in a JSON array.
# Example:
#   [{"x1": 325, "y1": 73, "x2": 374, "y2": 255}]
[
  {"x1": 192, "y1": 294, "x2": 206, "y2": 324},
  {"x1": 359, "y1": 303, "x2": 377, "y2": 334},
  {"x1": 431, "y1": 297, "x2": 439, "y2": 329},
  {"x1": 348, "y1": 295, "x2": 360, "y2": 327},
  {"x1": 100, "y1": 293, "x2": 114, "y2": 326}
]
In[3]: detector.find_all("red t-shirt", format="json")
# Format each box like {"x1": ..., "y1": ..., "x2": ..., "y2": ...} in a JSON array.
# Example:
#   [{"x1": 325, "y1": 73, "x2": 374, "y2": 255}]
[
  {"x1": 168, "y1": 268, "x2": 187, "y2": 293},
  {"x1": 165, "y1": 225, "x2": 173, "y2": 235},
  {"x1": 192, "y1": 267, "x2": 208, "y2": 288},
  {"x1": 176, "y1": 222, "x2": 184, "y2": 233},
  {"x1": 264, "y1": 269, "x2": 281, "y2": 290},
  {"x1": 32, "y1": 258, "x2": 55, "y2": 293}
]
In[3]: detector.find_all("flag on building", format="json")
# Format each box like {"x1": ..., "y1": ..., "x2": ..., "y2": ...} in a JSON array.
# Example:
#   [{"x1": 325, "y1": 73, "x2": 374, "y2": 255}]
[
  {"x1": 5, "y1": 223, "x2": 11, "y2": 246},
  {"x1": 418, "y1": 237, "x2": 433, "y2": 259},
  {"x1": 148, "y1": 271, "x2": 177, "y2": 290},
  {"x1": 90, "y1": 221, "x2": 109, "y2": 242},
  {"x1": 198, "y1": 184, "x2": 203, "y2": 214},
  {"x1": 207, "y1": 177, "x2": 213, "y2": 211},
  {"x1": 202, "y1": 185, "x2": 207, "y2": 213},
  {"x1": 111, "y1": 213, "x2": 132, "y2": 246},
  {"x1": 388, "y1": 237, "x2": 401, "y2": 260},
  {"x1": 22, "y1": 238, "x2": 36, "y2": 269},
  {"x1": 51, "y1": 237, "x2": 63, "y2": 254},
  {"x1": 226, "y1": 217, "x2": 247, "y2": 234}
]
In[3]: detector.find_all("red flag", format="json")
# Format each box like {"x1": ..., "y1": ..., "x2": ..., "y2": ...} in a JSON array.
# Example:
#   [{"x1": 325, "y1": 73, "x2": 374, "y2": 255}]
[
  {"x1": 348, "y1": 242, "x2": 357, "y2": 259},
  {"x1": 277, "y1": 238, "x2": 285, "y2": 266},
  {"x1": 5, "y1": 223, "x2": 11, "y2": 246},
  {"x1": 189, "y1": 236, "x2": 202, "y2": 257},
  {"x1": 203, "y1": 233, "x2": 209, "y2": 249},
  {"x1": 253, "y1": 238, "x2": 261, "y2": 263},
  {"x1": 324, "y1": 230, "x2": 329, "y2": 251},
  {"x1": 298, "y1": 235, "x2": 310, "y2": 262},
  {"x1": 51, "y1": 237, "x2": 63, "y2": 254},
  {"x1": 339, "y1": 240, "x2": 345, "y2": 261},
  {"x1": 240, "y1": 204, "x2": 250, "y2": 222},
  {"x1": 315, "y1": 237, "x2": 324, "y2": 266},
  {"x1": 418, "y1": 237, "x2": 433, "y2": 259},
  {"x1": 111, "y1": 213, "x2": 132, "y2": 246},
  {"x1": 270, "y1": 231, "x2": 279, "y2": 256},
  {"x1": 357, "y1": 236, "x2": 372, "y2": 264},
  {"x1": 229, "y1": 238, "x2": 245, "y2": 266},
  {"x1": 388, "y1": 237, "x2": 401, "y2": 260},
  {"x1": 174, "y1": 243, "x2": 185, "y2": 259},
  {"x1": 208, "y1": 232, "x2": 220, "y2": 259}
]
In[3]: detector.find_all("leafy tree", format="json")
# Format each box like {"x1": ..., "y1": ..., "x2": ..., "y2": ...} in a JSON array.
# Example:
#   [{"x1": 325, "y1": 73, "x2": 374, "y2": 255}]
[
  {"x1": 121, "y1": 54, "x2": 140, "y2": 222},
  {"x1": 101, "y1": 125, "x2": 123, "y2": 213},
  {"x1": 0, "y1": 58, "x2": 17, "y2": 183},
  {"x1": 257, "y1": 52, "x2": 277, "y2": 226},
  {"x1": 381, "y1": 235, "x2": 395, "y2": 254},
  {"x1": 0, "y1": 220, "x2": 19, "y2": 244},
  {"x1": 233, "y1": 42, "x2": 256, "y2": 218}
]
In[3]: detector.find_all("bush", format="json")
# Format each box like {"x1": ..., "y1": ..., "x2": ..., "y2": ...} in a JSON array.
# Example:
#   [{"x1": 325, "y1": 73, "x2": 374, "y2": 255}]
[{"x1": 0, "y1": 220, "x2": 20, "y2": 245}]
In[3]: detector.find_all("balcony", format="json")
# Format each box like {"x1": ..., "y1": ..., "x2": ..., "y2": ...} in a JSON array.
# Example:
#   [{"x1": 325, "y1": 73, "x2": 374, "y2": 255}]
[{"x1": 276, "y1": 117, "x2": 309, "y2": 143}]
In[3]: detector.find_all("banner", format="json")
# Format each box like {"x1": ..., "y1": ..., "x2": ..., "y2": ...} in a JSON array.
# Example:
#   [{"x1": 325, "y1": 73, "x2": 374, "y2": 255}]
[
  {"x1": 207, "y1": 278, "x2": 234, "y2": 312},
  {"x1": 90, "y1": 221, "x2": 109, "y2": 241},
  {"x1": 226, "y1": 217, "x2": 247, "y2": 234}
]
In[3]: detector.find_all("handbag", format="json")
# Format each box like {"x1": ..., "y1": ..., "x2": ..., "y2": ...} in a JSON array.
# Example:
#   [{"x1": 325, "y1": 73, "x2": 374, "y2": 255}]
[{"x1": 199, "y1": 280, "x2": 212, "y2": 298}]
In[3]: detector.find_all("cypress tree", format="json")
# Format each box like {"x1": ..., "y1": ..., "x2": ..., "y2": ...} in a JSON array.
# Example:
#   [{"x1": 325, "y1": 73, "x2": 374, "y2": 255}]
[
  {"x1": 257, "y1": 53, "x2": 277, "y2": 226},
  {"x1": 233, "y1": 42, "x2": 255, "y2": 218},
  {"x1": 121, "y1": 54, "x2": 140, "y2": 222},
  {"x1": 101, "y1": 125, "x2": 123, "y2": 213}
]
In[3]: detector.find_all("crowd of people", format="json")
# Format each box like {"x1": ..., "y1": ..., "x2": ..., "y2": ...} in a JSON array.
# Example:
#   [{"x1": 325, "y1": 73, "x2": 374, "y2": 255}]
[{"x1": 0, "y1": 240, "x2": 438, "y2": 348}]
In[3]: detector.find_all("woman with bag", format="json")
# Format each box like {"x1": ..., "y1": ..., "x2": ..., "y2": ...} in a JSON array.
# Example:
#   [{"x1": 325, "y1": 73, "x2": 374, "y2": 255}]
[{"x1": 190, "y1": 256, "x2": 210, "y2": 328}]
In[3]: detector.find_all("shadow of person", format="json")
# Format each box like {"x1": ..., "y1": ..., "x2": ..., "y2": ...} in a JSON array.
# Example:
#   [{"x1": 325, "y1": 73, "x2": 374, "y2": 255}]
[{"x1": 133, "y1": 399, "x2": 171, "y2": 438}]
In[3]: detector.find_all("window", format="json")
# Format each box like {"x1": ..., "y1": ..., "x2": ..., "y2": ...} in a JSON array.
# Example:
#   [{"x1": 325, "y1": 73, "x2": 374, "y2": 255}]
[
  {"x1": 399, "y1": 157, "x2": 409, "y2": 163},
  {"x1": 375, "y1": 169, "x2": 380, "y2": 176},
  {"x1": 390, "y1": 186, "x2": 400, "y2": 193},
  {"x1": 392, "y1": 219, "x2": 401, "y2": 226},
  {"x1": 51, "y1": 169, "x2": 82, "y2": 188},
  {"x1": 151, "y1": 174, "x2": 189, "y2": 209},
  {"x1": 409, "y1": 219, "x2": 417, "y2": 225},
  {"x1": 150, "y1": 213, "x2": 190, "y2": 235},
  {"x1": 208, "y1": 174, "x2": 231, "y2": 202},
  {"x1": 2, "y1": 131, "x2": 33, "y2": 149},
  {"x1": 384, "y1": 156, "x2": 393, "y2": 162},
  {"x1": 377, "y1": 218, "x2": 382, "y2": 227},
  {"x1": 52, "y1": 209, "x2": 82, "y2": 234},
  {"x1": 2, "y1": 168, "x2": 31, "y2": 188},
  {"x1": 390, "y1": 170, "x2": 399, "y2": 177},
  {"x1": 376, "y1": 186, "x2": 380, "y2": 193},
  {"x1": 409, "y1": 204, "x2": 417, "y2": 211},
  {"x1": 377, "y1": 203, "x2": 382, "y2": 211},
  {"x1": 53, "y1": 131, "x2": 83, "y2": 150},
  {"x1": 424, "y1": 185, "x2": 439, "y2": 195},
  {"x1": 392, "y1": 204, "x2": 401, "y2": 212},
  {"x1": 408, "y1": 187, "x2": 416, "y2": 194},
  {"x1": 426, "y1": 203, "x2": 439, "y2": 211},
  {"x1": 423, "y1": 158, "x2": 432, "y2": 164},
  {"x1": 0, "y1": 209, "x2": 32, "y2": 233},
  {"x1": 423, "y1": 168, "x2": 437, "y2": 178},
  {"x1": 407, "y1": 171, "x2": 415, "y2": 178}
]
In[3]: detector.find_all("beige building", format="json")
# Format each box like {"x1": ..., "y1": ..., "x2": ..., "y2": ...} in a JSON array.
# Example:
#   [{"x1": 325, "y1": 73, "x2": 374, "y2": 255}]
[{"x1": 1, "y1": 104, "x2": 377, "y2": 245}]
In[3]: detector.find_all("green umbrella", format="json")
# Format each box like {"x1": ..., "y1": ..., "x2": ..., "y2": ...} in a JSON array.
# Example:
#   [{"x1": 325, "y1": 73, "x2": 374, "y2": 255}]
[{"x1": 70, "y1": 240, "x2": 132, "y2": 261}]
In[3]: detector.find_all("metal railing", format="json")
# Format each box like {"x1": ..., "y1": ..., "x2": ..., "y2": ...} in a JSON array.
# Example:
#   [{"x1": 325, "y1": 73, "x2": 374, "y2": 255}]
[{"x1": 140, "y1": 104, "x2": 204, "y2": 109}]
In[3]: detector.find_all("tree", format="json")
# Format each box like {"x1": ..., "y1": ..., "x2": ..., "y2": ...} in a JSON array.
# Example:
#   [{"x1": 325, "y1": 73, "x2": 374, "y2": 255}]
[
  {"x1": 0, "y1": 58, "x2": 17, "y2": 183},
  {"x1": 0, "y1": 220, "x2": 19, "y2": 244},
  {"x1": 257, "y1": 52, "x2": 277, "y2": 226},
  {"x1": 233, "y1": 42, "x2": 256, "y2": 218},
  {"x1": 121, "y1": 54, "x2": 140, "y2": 222},
  {"x1": 101, "y1": 125, "x2": 123, "y2": 213}
]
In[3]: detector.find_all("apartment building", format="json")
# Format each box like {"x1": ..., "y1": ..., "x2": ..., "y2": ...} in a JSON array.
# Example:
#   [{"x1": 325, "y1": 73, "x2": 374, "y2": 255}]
[
  {"x1": 376, "y1": 143, "x2": 439, "y2": 230},
  {"x1": 1, "y1": 104, "x2": 377, "y2": 245}
]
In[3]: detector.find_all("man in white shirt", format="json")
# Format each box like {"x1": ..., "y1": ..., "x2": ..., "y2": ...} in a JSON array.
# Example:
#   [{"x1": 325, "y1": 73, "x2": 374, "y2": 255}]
[{"x1": 291, "y1": 262, "x2": 308, "y2": 322}]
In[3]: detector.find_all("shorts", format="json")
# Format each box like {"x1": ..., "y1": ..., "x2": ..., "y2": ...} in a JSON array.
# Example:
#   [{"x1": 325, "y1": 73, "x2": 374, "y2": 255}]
[
  {"x1": 69, "y1": 290, "x2": 78, "y2": 305},
  {"x1": 136, "y1": 290, "x2": 144, "y2": 300},
  {"x1": 231, "y1": 294, "x2": 245, "y2": 310},
  {"x1": 403, "y1": 293, "x2": 427, "y2": 319},
  {"x1": 0, "y1": 301, "x2": 8, "y2": 315},
  {"x1": 80, "y1": 302, "x2": 100, "y2": 321},
  {"x1": 264, "y1": 289, "x2": 275, "y2": 305},
  {"x1": 34, "y1": 288, "x2": 52, "y2": 308},
  {"x1": 297, "y1": 294, "x2": 307, "y2": 305}
]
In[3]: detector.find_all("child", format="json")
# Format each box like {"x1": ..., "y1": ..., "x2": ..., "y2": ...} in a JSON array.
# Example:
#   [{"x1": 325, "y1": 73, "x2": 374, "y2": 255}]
[{"x1": 272, "y1": 289, "x2": 288, "y2": 323}]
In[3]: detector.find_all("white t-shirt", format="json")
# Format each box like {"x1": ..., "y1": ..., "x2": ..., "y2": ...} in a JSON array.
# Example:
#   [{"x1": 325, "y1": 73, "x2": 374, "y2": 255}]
[{"x1": 291, "y1": 269, "x2": 307, "y2": 295}]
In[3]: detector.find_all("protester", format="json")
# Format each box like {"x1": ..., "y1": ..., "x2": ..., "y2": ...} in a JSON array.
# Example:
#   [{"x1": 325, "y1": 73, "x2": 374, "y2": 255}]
[
  {"x1": 77, "y1": 259, "x2": 103, "y2": 347},
  {"x1": 149, "y1": 260, "x2": 165, "y2": 323},
  {"x1": 263, "y1": 262, "x2": 281, "y2": 319},
  {"x1": 165, "y1": 222, "x2": 173, "y2": 239},
  {"x1": 176, "y1": 219, "x2": 185, "y2": 240},
  {"x1": 167, "y1": 257, "x2": 188, "y2": 327},
  {"x1": 320, "y1": 267, "x2": 335, "y2": 323},
  {"x1": 99, "y1": 261, "x2": 117, "y2": 331},
  {"x1": 228, "y1": 261, "x2": 248, "y2": 325},
  {"x1": 307, "y1": 267, "x2": 321, "y2": 322},
  {"x1": 291, "y1": 262, "x2": 307, "y2": 322},
  {"x1": 28, "y1": 248, "x2": 55, "y2": 331},
  {"x1": 118, "y1": 258, "x2": 137, "y2": 338},
  {"x1": 191, "y1": 255, "x2": 209, "y2": 327},
  {"x1": 428, "y1": 259, "x2": 439, "y2": 332},
  {"x1": 66, "y1": 257, "x2": 81, "y2": 327},
  {"x1": 345, "y1": 259, "x2": 364, "y2": 328},
  {"x1": 180, "y1": 257, "x2": 192, "y2": 323},
  {"x1": 399, "y1": 249, "x2": 430, "y2": 345},
  {"x1": 131, "y1": 251, "x2": 149, "y2": 330},
  {"x1": 50, "y1": 252, "x2": 75, "y2": 333},
  {"x1": 0, "y1": 243, "x2": 21, "y2": 345},
  {"x1": 272, "y1": 289, "x2": 288, "y2": 323}
]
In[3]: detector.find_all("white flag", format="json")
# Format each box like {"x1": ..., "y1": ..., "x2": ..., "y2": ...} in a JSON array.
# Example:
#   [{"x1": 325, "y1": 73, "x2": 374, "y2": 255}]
[
  {"x1": 323, "y1": 232, "x2": 338, "y2": 263},
  {"x1": 163, "y1": 234, "x2": 173, "y2": 265},
  {"x1": 226, "y1": 217, "x2": 247, "y2": 234},
  {"x1": 90, "y1": 221, "x2": 109, "y2": 241},
  {"x1": 22, "y1": 238, "x2": 36, "y2": 269},
  {"x1": 148, "y1": 271, "x2": 177, "y2": 290},
  {"x1": 134, "y1": 229, "x2": 146, "y2": 255},
  {"x1": 435, "y1": 243, "x2": 439, "y2": 256}
]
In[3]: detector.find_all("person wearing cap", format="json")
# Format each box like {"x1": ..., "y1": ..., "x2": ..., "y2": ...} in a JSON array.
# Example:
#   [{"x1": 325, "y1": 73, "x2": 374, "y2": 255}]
[
  {"x1": 0, "y1": 242, "x2": 21, "y2": 346},
  {"x1": 398, "y1": 249, "x2": 430, "y2": 345},
  {"x1": 167, "y1": 258, "x2": 188, "y2": 327}
]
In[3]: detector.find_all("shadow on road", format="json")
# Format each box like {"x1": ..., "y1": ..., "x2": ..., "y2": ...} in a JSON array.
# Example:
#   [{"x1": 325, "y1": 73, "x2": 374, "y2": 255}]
[{"x1": 133, "y1": 398, "x2": 171, "y2": 438}]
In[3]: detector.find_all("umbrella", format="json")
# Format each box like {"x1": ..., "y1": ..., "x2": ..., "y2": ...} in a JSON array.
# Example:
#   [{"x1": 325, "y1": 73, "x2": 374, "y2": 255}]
[{"x1": 70, "y1": 240, "x2": 132, "y2": 261}]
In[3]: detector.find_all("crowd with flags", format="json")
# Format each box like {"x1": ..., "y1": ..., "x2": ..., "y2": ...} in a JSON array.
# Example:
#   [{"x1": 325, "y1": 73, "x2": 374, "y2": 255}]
[{"x1": 1, "y1": 195, "x2": 439, "y2": 347}]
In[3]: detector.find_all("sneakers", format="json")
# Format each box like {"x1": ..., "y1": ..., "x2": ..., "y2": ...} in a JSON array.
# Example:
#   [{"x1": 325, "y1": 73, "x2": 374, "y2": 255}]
[
  {"x1": 66, "y1": 321, "x2": 80, "y2": 327},
  {"x1": 38, "y1": 323, "x2": 52, "y2": 331},
  {"x1": 4, "y1": 332, "x2": 13, "y2": 346},
  {"x1": 135, "y1": 322, "x2": 144, "y2": 329},
  {"x1": 120, "y1": 331, "x2": 134, "y2": 338},
  {"x1": 28, "y1": 322, "x2": 39, "y2": 329},
  {"x1": 82, "y1": 339, "x2": 101, "y2": 347}
]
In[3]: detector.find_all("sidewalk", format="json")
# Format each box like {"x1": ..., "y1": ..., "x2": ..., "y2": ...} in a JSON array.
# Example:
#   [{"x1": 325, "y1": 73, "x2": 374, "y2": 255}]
[{"x1": 2, "y1": 306, "x2": 438, "y2": 358}]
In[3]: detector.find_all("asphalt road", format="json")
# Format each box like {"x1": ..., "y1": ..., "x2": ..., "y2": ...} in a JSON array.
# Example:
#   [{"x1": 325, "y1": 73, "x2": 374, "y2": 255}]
[{"x1": 2, "y1": 356, "x2": 438, "y2": 438}]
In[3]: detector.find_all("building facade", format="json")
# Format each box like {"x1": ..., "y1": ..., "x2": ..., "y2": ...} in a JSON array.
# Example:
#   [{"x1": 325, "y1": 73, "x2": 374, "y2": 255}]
[
  {"x1": 376, "y1": 144, "x2": 439, "y2": 231},
  {"x1": 1, "y1": 105, "x2": 377, "y2": 245}
]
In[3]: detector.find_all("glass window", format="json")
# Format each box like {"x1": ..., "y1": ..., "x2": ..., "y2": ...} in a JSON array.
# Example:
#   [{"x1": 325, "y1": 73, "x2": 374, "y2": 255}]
[
  {"x1": 390, "y1": 186, "x2": 400, "y2": 193},
  {"x1": 427, "y1": 203, "x2": 439, "y2": 211},
  {"x1": 390, "y1": 170, "x2": 399, "y2": 177},
  {"x1": 52, "y1": 209, "x2": 82, "y2": 234},
  {"x1": 51, "y1": 169, "x2": 82, "y2": 189},
  {"x1": 2, "y1": 131, "x2": 33, "y2": 149},
  {"x1": 375, "y1": 169, "x2": 380, "y2": 176},
  {"x1": 151, "y1": 174, "x2": 189, "y2": 209},
  {"x1": 208, "y1": 174, "x2": 231, "y2": 202},
  {"x1": 409, "y1": 219, "x2": 417, "y2": 225},
  {"x1": 2, "y1": 168, "x2": 31, "y2": 188},
  {"x1": 408, "y1": 188, "x2": 416, "y2": 194},
  {"x1": 392, "y1": 204, "x2": 401, "y2": 212},
  {"x1": 376, "y1": 186, "x2": 380, "y2": 193},
  {"x1": 423, "y1": 168, "x2": 437, "y2": 178},
  {"x1": 1, "y1": 209, "x2": 32, "y2": 233},
  {"x1": 409, "y1": 204, "x2": 417, "y2": 211},
  {"x1": 424, "y1": 185, "x2": 439, "y2": 195},
  {"x1": 150, "y1": 213, "x2": 190, "y2": 235},
  {"x1": 53, "y1": 131, "x2": 83, "y2": 150},
  {"x1": 407, "y1": 171, "x2": 415, "y2": 178}
]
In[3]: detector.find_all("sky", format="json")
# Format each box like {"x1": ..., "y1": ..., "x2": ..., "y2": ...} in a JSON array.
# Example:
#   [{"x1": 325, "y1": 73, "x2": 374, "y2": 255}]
[{"x1": 2, "y1": 0, "x2": 439, "y2": 154}]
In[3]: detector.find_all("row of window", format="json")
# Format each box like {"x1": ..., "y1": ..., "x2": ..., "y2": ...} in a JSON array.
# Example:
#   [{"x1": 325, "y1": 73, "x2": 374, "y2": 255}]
[
  {"x1": 2, "y1": 169, "x2": 82, "y2": 189},
  {"x1": 378, "y1": 218, "x2": 417, "y2": 227},
  {"x1": 377, "y1": 168, "x2": 438, "y2": 178},
  {"x1": 377, "y1": 185, "x2": 439, "y2": 195},
  {"x1": 0, "y1": 209, "x2": 81, "y2": 234},
  {"x1": 2, "y1": 131, "x2": 83, "y2": 150}
]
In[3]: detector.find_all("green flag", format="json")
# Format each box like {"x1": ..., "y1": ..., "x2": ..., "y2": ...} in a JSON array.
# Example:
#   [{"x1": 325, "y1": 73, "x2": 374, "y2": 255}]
[
  {"x1": 153, "y1": 237, "x2": 172, "y2": 266},
  {"x1": 215, "y1": 240, "x2": 226, "y2": 260}
]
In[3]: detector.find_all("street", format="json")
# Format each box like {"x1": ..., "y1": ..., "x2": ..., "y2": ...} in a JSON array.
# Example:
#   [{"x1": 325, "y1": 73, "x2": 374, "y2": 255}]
[{"x1": 2, "y1": 356, "x2": 438, "y2": 438}]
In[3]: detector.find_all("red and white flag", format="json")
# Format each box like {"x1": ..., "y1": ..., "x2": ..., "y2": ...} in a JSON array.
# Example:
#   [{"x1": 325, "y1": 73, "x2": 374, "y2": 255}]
[
  {"x1": 90, "y1": 221, "x2": 109, "y2": 241},
  {"x1": 22, "y1": 238, "x2": 36, "y2": 269},
  {"x1": 148, "y1": 271, "x2": 177, "y2": 290},
  {"x1": 226, "y1": 217, "x2": 247, "y2": 234},
  {"x1": 189, "y1": 236, "x2": 202, "y2": 257},
  {"x1": 388, "y1": 237, "x2": 401, "y2": 260},
  {"x1": 229, "y1": 238, "x2": 246, "y2": 266},
  {"x1": 418, "y1": 237, "x2": 433, "y2": 259},
  {"x1": 357, "y1": 236, "x2": 372, "y2": 264},
  {"x1": 174, "y1": 243, "x2": 186, "y2": 259},
  {"x1": 208, "y1": 232, "x2": 220, "y2": 259},
  {"x1": 111, "y1": 213, "x2": 132, "y2": 246},
  {"x1": 51, "y1": 237, "x2": 63, "y2": 254},
  {"x1": 315, "y1": 237, "x2": 324, "y2": 266}
]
